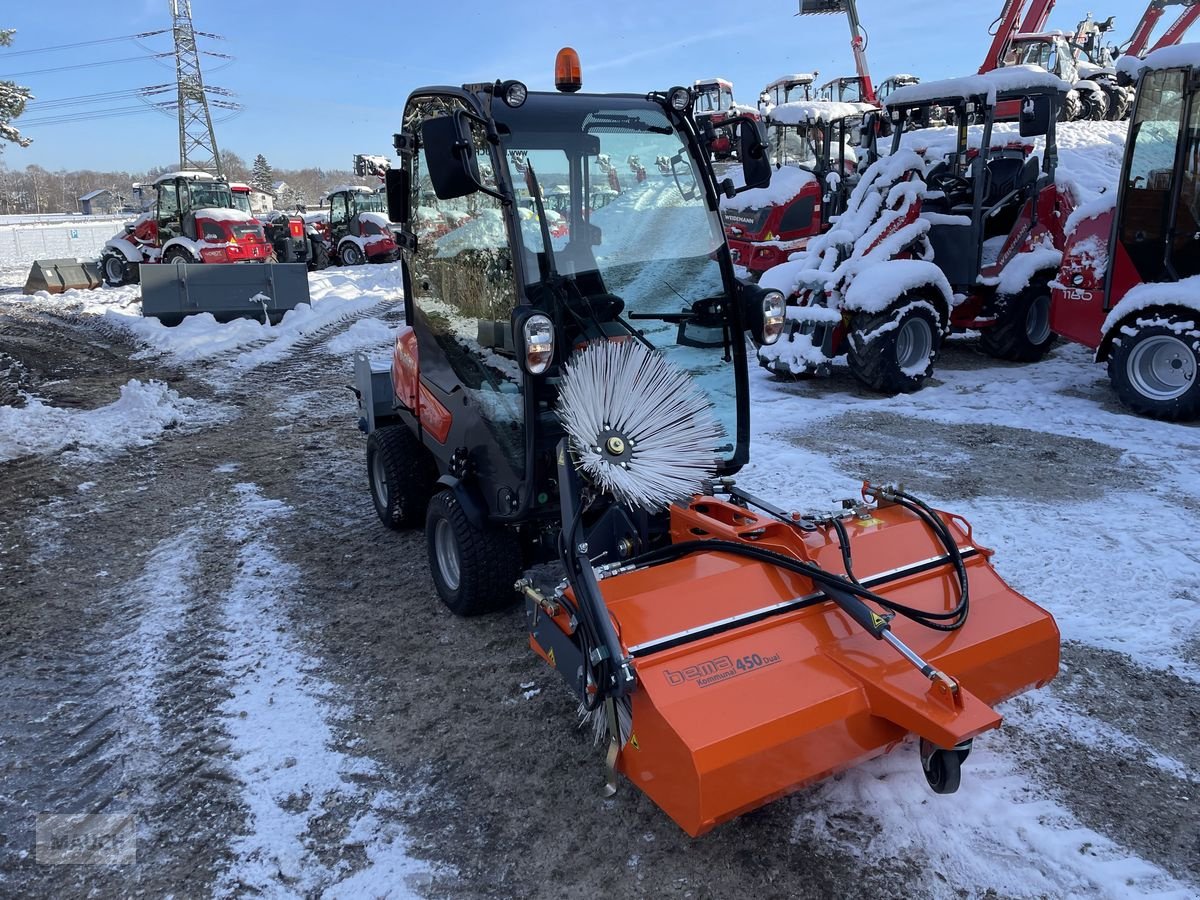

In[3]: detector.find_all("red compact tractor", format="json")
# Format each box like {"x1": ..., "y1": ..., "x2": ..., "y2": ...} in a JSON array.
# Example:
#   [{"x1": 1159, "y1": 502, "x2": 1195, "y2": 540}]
[
  {"x1": 723, "y1": 98, "x2": 874, "y2": 276},
  {"x1": 313, "y1": 185, "x2": 399, "y2": 266},
  {"x1": 1051, "y1": 44, "x2": 1200, "y2": 420},
  {"x1": 760, "y1": 69, "x2": 1074, "y2": 392},
  {"x1": 99, "y1": 171, "x2": 271, "y2": 286},
  {"x1": 229, "y1": 182, "x2": 316, "y2": 268},
  {"x1": 693, "y1": 77, "x2": 759, "y2": 159}
]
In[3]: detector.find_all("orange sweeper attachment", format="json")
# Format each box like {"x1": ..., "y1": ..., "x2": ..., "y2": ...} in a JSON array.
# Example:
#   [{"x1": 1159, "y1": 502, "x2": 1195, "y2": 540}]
[{"x1": 363, "y1": 68, "x2": 1059, "y2": 837}]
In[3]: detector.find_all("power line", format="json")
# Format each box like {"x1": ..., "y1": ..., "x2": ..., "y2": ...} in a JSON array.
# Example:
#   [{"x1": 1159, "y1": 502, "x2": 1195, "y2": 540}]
[
  {"x1": 2, "y1": 53, "x2": 173, "y2": 78},
  {"x1": 0, "y1": 30, "x2": 170, "y2": 57},
  {"x1": 25, "y1": 85, "x2": 174, "y2": 111},
  {"x1": 19, "y1": 104, "x2": 172, "y2": 127}
]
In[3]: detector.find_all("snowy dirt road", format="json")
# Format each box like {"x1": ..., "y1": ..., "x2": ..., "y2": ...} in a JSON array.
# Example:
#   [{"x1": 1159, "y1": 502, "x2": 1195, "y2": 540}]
[{"x1": 0, "y1": 263, "x2": 1198, "y2": 899}]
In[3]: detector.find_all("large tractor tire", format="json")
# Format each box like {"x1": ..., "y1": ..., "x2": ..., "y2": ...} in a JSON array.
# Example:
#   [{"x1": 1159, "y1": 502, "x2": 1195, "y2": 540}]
[
  {"x1": 847, "y1": 299, "x2": 942, "y2": 394},
  {"x1": 339, "y1": 241, "x2": 365, "y2": 267},
  {"x1": 980, "y1": 281, "x2": 1056, "y2": 362},
  {"x1": 1104, "y1": 84, "x2": 1130, "y2": 121},
  {"x1": 1107, "y1": 316, "x2": 1200, "y2": 421},
  {"x1": 1079, "y1": 88, "x2": 1108, "y2": 121},
  {"x1": 162, "y1": 246, "x2": 195, "y2": 265},
  {"x1": 425, "y1": 490, "x2": 521, "y2": 616},
  {"x1": 367, "y1": 425, "x2": 436, "y2": 530},
  {"x1": 1061, "y1": 91, "x2": 1083, "y2": 122},
  {"x1": 101, "y1": 252, "x2": 133, "y2": 287},
  {"x1": 309, "y1": 239, "x2": 330, "y2": 271}
]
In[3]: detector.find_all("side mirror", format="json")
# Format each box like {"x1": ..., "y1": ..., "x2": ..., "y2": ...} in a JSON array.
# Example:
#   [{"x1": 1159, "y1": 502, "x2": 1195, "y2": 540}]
[
  {"x1": 738, "y1": 119, "x2": 771, "y2": 191},
  {"x1": 385, "y1": 168, "x2": 409, "y2": 224},
  {"x1": 421, "y1": 113, "x2": 483, "y2": 200},
  {"x1": 1019, "y1": 94, "x2": 1053, "y2": 137}
]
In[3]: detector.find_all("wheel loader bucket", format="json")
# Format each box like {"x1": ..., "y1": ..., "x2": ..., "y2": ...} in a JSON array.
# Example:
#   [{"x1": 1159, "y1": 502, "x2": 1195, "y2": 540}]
[
  {"x1": 139, "y1": 262, "x2": 310, "y2": 326},
  {"x1": 535, "y1": 497, "x2": 1059, "y2": 836},
  {"x1": 23, "y1": 258, "x2": 102, "y2": 295}
]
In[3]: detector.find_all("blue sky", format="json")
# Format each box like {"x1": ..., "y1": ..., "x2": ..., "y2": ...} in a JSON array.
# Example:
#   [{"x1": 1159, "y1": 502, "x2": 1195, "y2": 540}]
[{"x1": 1, "y1": 1, "x2": 1150, "y2": 172}]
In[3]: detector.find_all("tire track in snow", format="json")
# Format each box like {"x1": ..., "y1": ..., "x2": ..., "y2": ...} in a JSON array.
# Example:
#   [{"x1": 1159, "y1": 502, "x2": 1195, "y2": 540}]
[{"x1": 214, "y1": 482, "x2": 438, "y2": 897}]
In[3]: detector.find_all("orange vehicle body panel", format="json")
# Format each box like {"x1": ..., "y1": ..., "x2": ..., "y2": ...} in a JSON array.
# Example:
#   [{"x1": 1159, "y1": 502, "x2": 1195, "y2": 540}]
[
  {"x1": 391, "y1": 326, "x2": 452, "y2": 444},
  {"x1": 535, "y1": 495, "x2": 1059, "y2": 836}
]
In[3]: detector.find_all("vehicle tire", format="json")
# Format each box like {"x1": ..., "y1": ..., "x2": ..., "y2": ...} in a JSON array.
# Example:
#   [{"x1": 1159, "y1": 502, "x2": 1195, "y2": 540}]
[
  {"x1": 1061, "y1": 91, "x2": 1083, "y2": 122},
  {"x1": 924, "y1": 748, "x2": 962, "y2": 794},
  {"x1": 1107, "y1": 316, "x2": 1200, "y2": 421},
  {"x1": 979, "y1": 281, "x2": 1057, "y2": 362},
  {"x1": 1080, "y1": 89, "x2": 1108, "y2": 121},
  {"x1": 847, "y1": 299, "x2": 942, "y2": 394},
  {"x1": 101, "y1": 252, "x2": 130, "y2": 287},
  {"x1": 309, "y1": 239, "x2": 330, "y2": 271},
  {"x1": 1104, "y1": 84, "x2": 1130, "y2": 121},
  {"x1": 339, "y1": 241, "x2": 365, "y2": 266},
  {"x1": 367, "y1": 424, "x2": 436, "y2": 529},
  {"x1": 162, "y1": 246, "x2": 194, "y2": 265},
  {"x1": 425, "y1": 490, "x2": 521, "y2": 616}
]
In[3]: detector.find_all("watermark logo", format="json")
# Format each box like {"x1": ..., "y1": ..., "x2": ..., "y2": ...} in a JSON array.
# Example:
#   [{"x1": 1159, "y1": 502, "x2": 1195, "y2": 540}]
[{"x1": 35, "y1": 814, "x2": 136, "y2": 865}]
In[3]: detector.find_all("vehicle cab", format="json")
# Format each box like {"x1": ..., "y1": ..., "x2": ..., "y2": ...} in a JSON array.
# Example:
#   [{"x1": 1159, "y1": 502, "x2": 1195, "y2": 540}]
[{"x1": 324, "y1": 184, "x2": 399, "y2": 265}]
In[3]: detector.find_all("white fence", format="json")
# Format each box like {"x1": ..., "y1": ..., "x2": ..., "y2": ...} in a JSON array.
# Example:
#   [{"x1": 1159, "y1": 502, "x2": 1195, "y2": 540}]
[{"x1": 0, "y1": 217, "x2": 127, "y2": 268}]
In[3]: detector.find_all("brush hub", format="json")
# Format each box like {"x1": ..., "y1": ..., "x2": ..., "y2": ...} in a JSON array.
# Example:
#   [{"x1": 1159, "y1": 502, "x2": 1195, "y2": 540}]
[{"x1": 597, "y1": 428, "x2": 633, "y2": 463}]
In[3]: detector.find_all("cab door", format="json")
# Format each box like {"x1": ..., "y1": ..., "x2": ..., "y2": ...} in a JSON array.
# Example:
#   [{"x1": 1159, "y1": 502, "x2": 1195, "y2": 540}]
[{"x1": 155, "y1": 181, "x2": 181, "y2": 246}]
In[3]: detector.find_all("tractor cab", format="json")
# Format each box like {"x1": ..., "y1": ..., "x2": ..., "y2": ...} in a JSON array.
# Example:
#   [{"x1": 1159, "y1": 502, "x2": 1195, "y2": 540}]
[
  {"x1": 228, "y1": 182, "x2": 255, "y2": 216},
  {"x1": 323, "y1": 184, "x2": 398, "y2": 265},
  {"x1": 150, "y1": 171, "x2": 237, "y2": 244},
  {"x1": 385, "y1": 77, "x2": 775, "y2": 527},
  {"x1": 693, "y1": 77, "x2": 757, "y2": 159},
  {"x1": 724, "y1": 98, "x2": 875, "y2": 275},
  {"x1": 758, "y1": 73, "x2": 817, "y2": 115},
  {"x1": 885, "y1": 69, "x2": 1069, "y2": 288},
  {"x1": 876, "y1": 74, "x2": 920, "y2": 104},
  {"x1": 1051, "y1": 44, "x2": 1200, "y2": 420},
  {"x1": 817, "y1": 76, "x2": 871, "y2": 104}
]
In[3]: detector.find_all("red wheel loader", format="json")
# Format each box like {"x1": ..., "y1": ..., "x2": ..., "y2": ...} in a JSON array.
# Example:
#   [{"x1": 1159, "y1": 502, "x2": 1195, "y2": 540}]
[
  {"x1": 316, "y1": 185, "x2": 399, "y2": 266},
  {"x1": 1051, "y1": 44, "x2": 1200, "y2": 420},
  {"x1": 352, "y1": 49, "x2": 1059, "y2": 836},
  {"x1": 760, "y1": 69, "x2": 1074, "y2": 393},
  {"x1": 99, "y1": 171, "x2": 271, "y2": 287}
]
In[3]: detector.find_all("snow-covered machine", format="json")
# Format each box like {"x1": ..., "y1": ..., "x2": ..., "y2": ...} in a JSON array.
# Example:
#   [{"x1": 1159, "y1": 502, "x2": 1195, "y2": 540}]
[
  {"x1": 760, "y1": 68, "x2": 1072, "y2": 392},
  {"x1": 692, "y1": 77, "x2": 758, "y2": 159},
  {"x1": 757, "y1": 73, "x2": 818, "y2": 116},
  {"x1": 315, "y1": 185, "x2": 398, "y2": 265},
  {"x1": 352, "y1": 47, "x2": 1058, "y2": 836},
  {"x1": 99, "y1": 171, "x2": 272, "y2": 287},
  {"x1": 230, "y1": 183, "x2": 315, "y2": 268},
  {"x1": 723, "y1": 98, "x2": 874, "y2": 276},
  {"x1": 1050, "y1": 44, "x2": 1200, "y2": 420}
]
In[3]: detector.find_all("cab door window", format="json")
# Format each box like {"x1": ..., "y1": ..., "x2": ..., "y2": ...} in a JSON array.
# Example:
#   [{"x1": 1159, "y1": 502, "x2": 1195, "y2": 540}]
[
  {"x1": 1171, "y1": 92, "x2": 1200, "y2": 278},
  {"x1": 156, "y1": 182, "x2": 180, "y2": 240},
  {"x1": 1121, "y1": 69, "x2": 1186, "y2": 281},
  {"x1": 330, "y1": 193, "x2": 349, "y2": 230},
  {"x1": 409, "y1": 98, "x2": 524, "y2": 477}
]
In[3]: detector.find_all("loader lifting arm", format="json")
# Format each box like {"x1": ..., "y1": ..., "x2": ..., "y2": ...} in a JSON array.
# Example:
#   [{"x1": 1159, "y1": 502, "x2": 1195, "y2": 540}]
[
  {"x1": 979, "y1": 0, "x2": 1057, "y2": 73},
  {"x1": 798, "y1": 0, "x2": 876, "y2": 104},
  {"x1": 1151, "y1": 1, "x2": 1200, "y2": 51},
  {"x1": 1123, "y1": 0, "x2": 1200, "y2": 56}
]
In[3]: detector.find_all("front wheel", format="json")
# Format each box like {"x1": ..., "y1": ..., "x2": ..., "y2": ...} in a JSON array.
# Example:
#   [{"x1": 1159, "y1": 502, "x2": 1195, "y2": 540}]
[
  {"x1": 162, "y1": 246, "x2": 194, "y2": 265},
  {"x1": 980, "y1": 282, "x2": 1056, "y2": 362},
  {"x1": 425, "y1": 491, "x2": 521, "y2": 616},
  {"x1": 1080, "y1": 89, "x2": 1108, "y2": 121},
  {"x1": 1108, "y1": 317, "x2": 1200, "y2": 421},
  {"x1": 847, "y1": 299, "x2": 942, "y2": 394},
  {"x1": 101, "y1": 252, "x2": 130, "y2": 287},
  {"x1": 339, "y1": 241, "x2": 365, "y2": 266},
  {"x1": 309, "y1": 239, "x2": 330, "y2": 271}
]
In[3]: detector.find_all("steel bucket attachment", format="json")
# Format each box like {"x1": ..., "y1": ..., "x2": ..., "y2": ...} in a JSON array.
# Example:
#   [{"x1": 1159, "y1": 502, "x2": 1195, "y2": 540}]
[
  {"x1": 536, "y1": 493, "x2": 1059, "y2": 836},
  {"x1": 140, "y1": 262, "x2": 310, "y2": 326},
  {"x1": 23, "y1": 258, "x2": 102, "y2": 295}
]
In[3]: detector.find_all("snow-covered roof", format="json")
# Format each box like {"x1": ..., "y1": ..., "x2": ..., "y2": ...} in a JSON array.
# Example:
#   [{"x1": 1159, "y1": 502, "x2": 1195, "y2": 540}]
[
  {"x1": 886, "y1": 74, "x2": 919, "y2": 83},
  {"x1": 229, "y1": 182, "x2": 250, "y2": 191},
  {"x1": 1076, "y1": 60, "x2": 1114, "y2": 79},
  {"x1": 1012, "y1": 30, "x2": 1068, "y2": 42},
  {"x1": 768, "y1": 99, "x2": 875, "y2": 125},
  {"x1": 324, "y1": 184, "x2": 376, "y2": 199},
  {"x1": 884, "y1": 66, "x2": 1071, "y2": 108},
  {"x1": 153, "y1": 170, "x2": 219, "y2": 186},
  {"x1": 1117, "y1": 43, "x2": 1200, "y2": 80},
  {"x1": 765, "y1": 73, "x2": 817, "y2": 89},
  {"x1": 694, "y1": 77, "x2": 733, "y2": 89},
  {"x1": 78, "y1": 189, "x2": 112, "y2": 201}
]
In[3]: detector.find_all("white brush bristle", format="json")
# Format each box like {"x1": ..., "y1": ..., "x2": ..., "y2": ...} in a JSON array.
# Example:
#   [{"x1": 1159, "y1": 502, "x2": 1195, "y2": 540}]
[
  {"x1": 556, "y1": 340, "x2": 724, "y2": 512},
  {"x1": 577, "y1": 696, "x2": 633, "y2": 747}
]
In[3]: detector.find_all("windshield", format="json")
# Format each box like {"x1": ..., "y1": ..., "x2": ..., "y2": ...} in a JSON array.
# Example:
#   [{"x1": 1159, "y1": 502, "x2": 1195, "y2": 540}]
[
  {"x1": 493, "y1": 98, "x2": 738, "y2": 459},
  {"x1": 695, "y1": 85, "x2": 733, "y2": 114},
  {"x1": 187, "y1": 182, "x2": 234, "y2": 211},
  {"x1": 231, "y1": 191, "x2": 251, "y2": 214},
  {"x1": 353, "y1": 192, "x2": 385, "y2": 214}
]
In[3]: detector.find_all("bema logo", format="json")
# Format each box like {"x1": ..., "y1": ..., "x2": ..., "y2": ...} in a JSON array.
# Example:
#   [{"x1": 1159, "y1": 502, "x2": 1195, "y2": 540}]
[{"x1": 664, "y1": 655, "x2": 734, "y2": 685}]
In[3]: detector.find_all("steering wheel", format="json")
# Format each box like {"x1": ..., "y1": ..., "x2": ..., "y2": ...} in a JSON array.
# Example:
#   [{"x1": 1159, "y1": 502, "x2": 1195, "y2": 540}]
[{"x1": 928, "y1": 171, "x2": 972, "y2": 202}]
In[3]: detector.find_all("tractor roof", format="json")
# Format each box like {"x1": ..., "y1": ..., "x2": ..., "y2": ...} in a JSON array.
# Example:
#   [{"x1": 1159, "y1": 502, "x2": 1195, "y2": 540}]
[
  {"x1": 324, "y1": 184, "x2": 377, "y2": 198},
  {"x1": 694, "y1": 77, "x2": 733, "y2": 89},
  {"x1": 1118, "y1": 42, "x2": 1200, "y2": 80},
  {"x1": 765, "y1": 73, "x2": 817, "y2": 89},
  {"x1": 153, "y1": 170, "x2": 221, "y2": 186},
  {"x1": 228, "y1": 182, "x2": 251, "y2": 192},
  {"x1": 1011, "y1": 30, "x2": 1069, "y2": 43},
  {"x1": 768, "y1": 99, "x2": 875, "y2": 125},
  {"x1": 884, "y1": 65, "x2": 1070, "y2": 108}
]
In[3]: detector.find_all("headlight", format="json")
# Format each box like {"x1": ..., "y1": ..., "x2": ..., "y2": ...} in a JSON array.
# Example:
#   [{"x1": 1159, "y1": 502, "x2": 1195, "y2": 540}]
[
  {"x1": 522, "y1": 314, "x2": 554, "y2": 374},
  {"x1": 666, "y1": 86, "x2": 692, "y2": 112},
  {"x1": 501, "y1": 80, "x2": 528, "y2": 108},
  {"x1": 762, "y1": 291, "x2": 785, "y2": 345}
]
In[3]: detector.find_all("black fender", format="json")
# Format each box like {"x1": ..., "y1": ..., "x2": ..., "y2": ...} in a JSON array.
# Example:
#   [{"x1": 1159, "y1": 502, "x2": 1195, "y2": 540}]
[{"x1": 436, "y1": 474, "x2": 486, "y2": 529}]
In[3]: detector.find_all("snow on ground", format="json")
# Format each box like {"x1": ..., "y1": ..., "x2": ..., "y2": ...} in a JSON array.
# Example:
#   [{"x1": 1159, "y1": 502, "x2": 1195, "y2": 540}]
[{"x1": 0, "y1": 379, "x2": 225, "y2": 464}]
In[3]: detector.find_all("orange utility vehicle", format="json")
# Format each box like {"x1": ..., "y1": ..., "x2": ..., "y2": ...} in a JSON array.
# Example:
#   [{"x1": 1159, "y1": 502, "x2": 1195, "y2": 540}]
[{"x1": 353, "y1": 50, "x2": 1059, "y2": 836}]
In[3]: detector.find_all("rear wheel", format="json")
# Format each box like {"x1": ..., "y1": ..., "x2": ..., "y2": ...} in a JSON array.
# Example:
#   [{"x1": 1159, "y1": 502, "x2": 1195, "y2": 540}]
[
  {"x1": 425, "y1": 490, "x2": 521, "y2": 616},
  {"x1": 980, "y1": 282, "x2": 1056, "y2": 362},
  {"x1": 309, "y1": 239, "x2": 330, "y2": 271},
  {"x1": 1061, "y1": 91, "x2": 1083, "y2": 122},
  {"x1": 101, "y1": 252, "x2": 130, "y2": 287},
  {"x1": 1108, "y1": 317, "x2": 1200, "y2": 421},
  {"x1": 847, "y1": 299, "x2": 941, "y2": 394},
  {"x1": 339, "y1": 241, "x2": 364, "y2": 266},
  {"x1": 367, "y1": 425, "x2": 436, "y2": 529},
  {"x1": 1104, "y1": 84, "x2": 1130, "y2": 121},
  {"x1": 1079, "y1": 89, "x2": 1108, "y2": 121}
]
